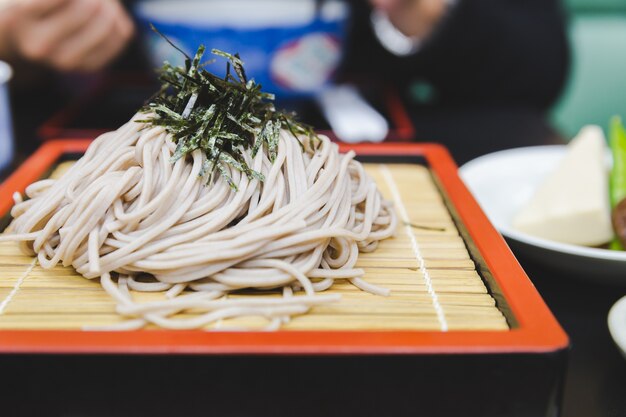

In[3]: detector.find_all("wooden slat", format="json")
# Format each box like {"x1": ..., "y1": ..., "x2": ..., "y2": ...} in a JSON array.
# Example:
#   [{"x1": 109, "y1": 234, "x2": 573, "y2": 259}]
[{"x1": 0, "y1": 163, "x2": 509, "y2": 331}]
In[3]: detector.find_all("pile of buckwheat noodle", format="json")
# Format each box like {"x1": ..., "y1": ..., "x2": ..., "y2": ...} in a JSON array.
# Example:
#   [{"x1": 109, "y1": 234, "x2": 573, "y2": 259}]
[{"x1": 1, "y1": 114, "x2": 397, "y2": 330}]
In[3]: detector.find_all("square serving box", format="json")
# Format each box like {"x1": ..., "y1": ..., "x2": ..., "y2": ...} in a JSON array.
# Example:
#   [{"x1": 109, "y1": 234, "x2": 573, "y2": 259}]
[{"x1": 0, "y1": 140, "x2": 567, "y2": 417}]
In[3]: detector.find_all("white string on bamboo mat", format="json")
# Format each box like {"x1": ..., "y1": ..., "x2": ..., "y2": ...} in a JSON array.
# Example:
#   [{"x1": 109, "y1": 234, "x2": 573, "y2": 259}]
[
  {"x1": 379, "y1": 165, "x2": 448, "y2": 331},
  {"x1": 0, "y1": 258, "x2": 37, "y2": 315}
]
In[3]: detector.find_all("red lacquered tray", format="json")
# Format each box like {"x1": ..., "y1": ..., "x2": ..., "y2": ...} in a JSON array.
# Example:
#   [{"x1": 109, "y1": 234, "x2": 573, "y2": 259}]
[{"x1": 0, "y1": 140, "x2": 567, "y2": 355}]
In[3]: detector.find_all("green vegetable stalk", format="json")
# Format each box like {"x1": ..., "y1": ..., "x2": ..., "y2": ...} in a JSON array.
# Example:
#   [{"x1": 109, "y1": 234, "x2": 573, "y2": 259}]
[{"x1": 609, "y1": 116, "x2": 626, "y2": 250}]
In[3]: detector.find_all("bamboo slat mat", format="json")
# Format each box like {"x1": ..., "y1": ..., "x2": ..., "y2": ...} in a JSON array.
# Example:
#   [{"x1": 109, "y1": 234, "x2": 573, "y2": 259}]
[{"x1": 0, "y1": 161, "x2": 508, "y2": 331}]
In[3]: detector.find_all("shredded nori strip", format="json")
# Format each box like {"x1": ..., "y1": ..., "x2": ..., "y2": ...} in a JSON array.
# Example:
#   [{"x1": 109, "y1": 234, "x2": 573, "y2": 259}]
[{"x1": 138, "y1": 25, "x2": 317, "y2": 190}]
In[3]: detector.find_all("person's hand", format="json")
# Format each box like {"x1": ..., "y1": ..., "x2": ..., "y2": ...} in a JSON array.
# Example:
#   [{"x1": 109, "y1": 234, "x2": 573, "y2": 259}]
[
  {"x1": 370, "y1": 0, "x2": 449, "y2": 39},
  {"x1": 0, "y1": 0, "x2": 134, "y2": 72}
]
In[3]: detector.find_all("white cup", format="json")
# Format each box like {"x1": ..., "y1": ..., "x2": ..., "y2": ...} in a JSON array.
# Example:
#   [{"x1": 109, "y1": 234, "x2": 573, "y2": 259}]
[{"x1": 0, "y1": 60, "x2": 14, "y2": 171}]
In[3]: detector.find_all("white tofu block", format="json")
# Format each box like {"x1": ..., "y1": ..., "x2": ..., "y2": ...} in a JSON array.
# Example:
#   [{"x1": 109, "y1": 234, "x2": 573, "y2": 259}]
[{"x1": 512, "y1": 125, "x2": 613, "y2": 246}]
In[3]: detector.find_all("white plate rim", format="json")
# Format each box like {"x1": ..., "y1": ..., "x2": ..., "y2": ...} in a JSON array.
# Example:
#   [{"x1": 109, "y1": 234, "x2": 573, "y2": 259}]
[
  {"x1": 459, "y1": 145, "x2": 626, "y2": 263},
  {"x1": 608, "y1": 295, "x2": 626, "y2": 357}
]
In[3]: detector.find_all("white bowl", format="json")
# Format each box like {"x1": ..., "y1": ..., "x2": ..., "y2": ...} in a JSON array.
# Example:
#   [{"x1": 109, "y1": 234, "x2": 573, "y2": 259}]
[
  {"x1": 608, "y1": 295, "x2": 626, "y2": 359},
  {"x1": 459, "y1": 145, "x2": 626, "y2": 284},
  {"x1": 0, "y1": 60, "x2": 13, "y2": 171}
]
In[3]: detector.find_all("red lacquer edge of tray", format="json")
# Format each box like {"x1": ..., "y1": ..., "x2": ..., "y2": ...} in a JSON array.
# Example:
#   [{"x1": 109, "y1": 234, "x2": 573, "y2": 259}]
[{"x1": 0, "y1": 140, "x2": 568, "y2": 355}]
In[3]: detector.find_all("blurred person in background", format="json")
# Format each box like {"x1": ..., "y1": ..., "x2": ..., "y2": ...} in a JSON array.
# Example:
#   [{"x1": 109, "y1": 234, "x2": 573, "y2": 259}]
[
  {"x1": 0, "y1": 0, "x2": 569, "y2": 163},
  {"x1": 0, "y1": 0, "x2": 134, "y2": 73},
  {"x1": 346, "y1": 0, "x2": 570, "y2": 162},
  {"x1": 0, "y1": 0, "x2": 135, "y2": 155}
]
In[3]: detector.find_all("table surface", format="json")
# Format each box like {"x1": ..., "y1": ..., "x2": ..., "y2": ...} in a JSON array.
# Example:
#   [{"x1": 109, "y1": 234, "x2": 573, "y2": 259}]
[
  {"x1": 517, "y1": 256, "x2": 626, "y2": 417},
  {"x1": 3, "y1": 83, "x2": 626, "y2": 417}
]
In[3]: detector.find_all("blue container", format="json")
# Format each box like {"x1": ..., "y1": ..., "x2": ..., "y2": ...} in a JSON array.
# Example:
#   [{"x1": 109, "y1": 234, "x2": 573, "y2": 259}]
[{"x1": 134, "y1": 0, "x2": 350, "y2": 98}]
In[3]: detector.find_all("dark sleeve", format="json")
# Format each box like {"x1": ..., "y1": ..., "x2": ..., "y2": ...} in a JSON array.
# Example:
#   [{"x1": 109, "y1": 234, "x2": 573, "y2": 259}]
[{"x1": 342, "y1": 0, "x2": 570, "y2": 110}]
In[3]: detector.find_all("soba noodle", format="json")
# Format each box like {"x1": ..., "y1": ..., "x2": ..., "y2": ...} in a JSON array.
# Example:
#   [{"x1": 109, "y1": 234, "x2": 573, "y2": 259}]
[{"x1": 1, "y1": 114, "x2": 397, "y2": 330}]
